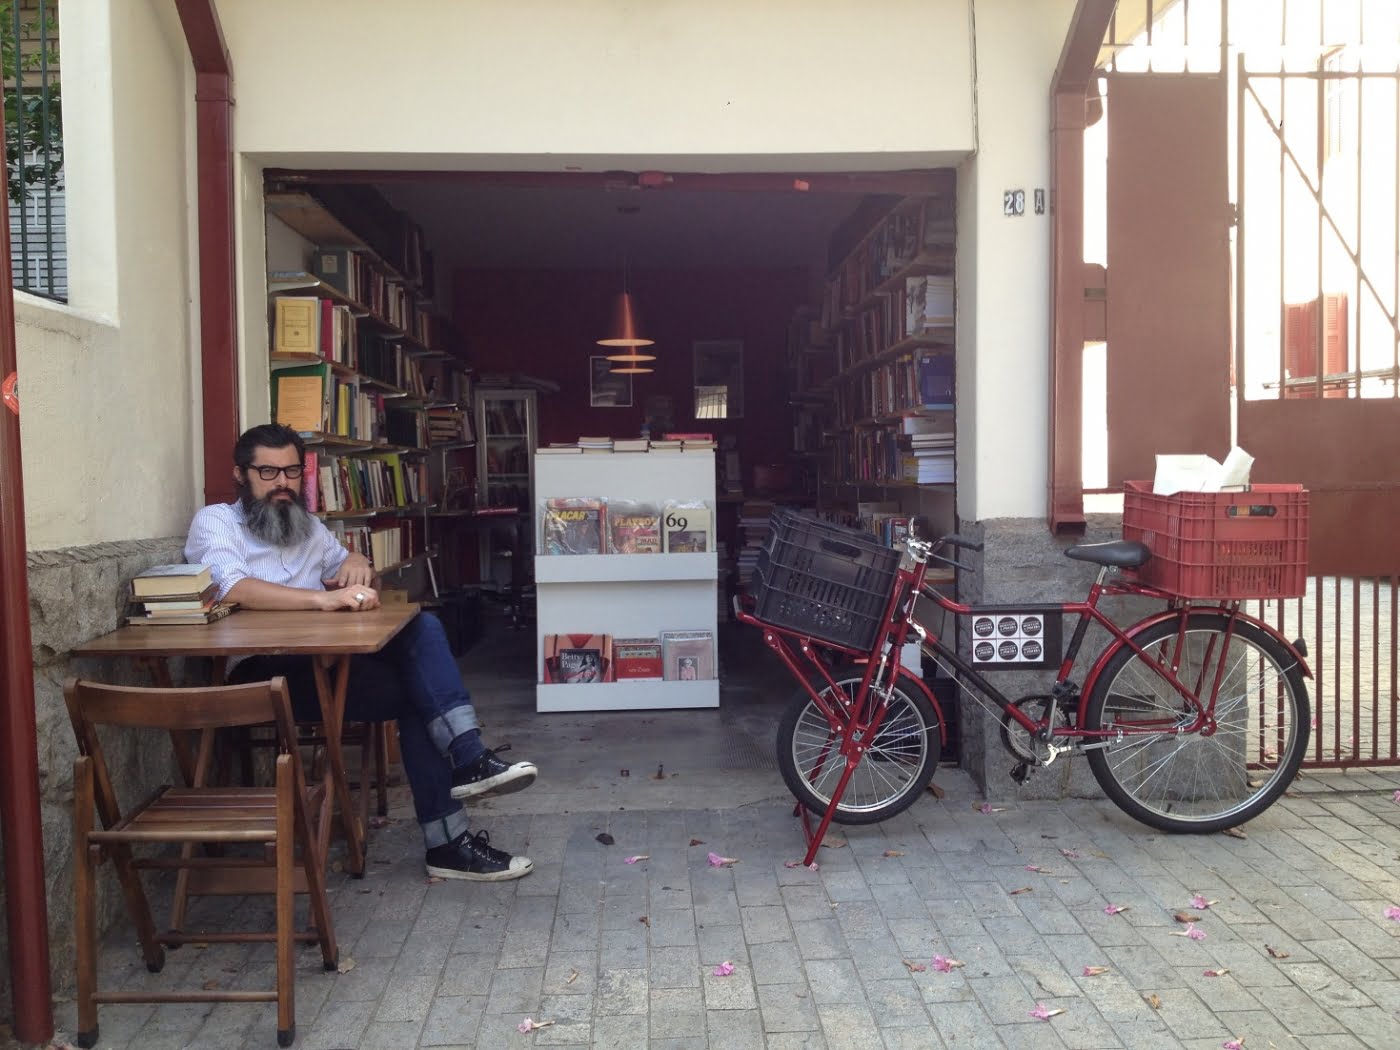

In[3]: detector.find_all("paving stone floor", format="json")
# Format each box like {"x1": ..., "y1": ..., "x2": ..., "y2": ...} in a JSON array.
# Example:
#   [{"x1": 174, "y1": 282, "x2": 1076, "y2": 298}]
[{"x1": 34, "y1": 617, "x2": 1400, "y2": 1049}]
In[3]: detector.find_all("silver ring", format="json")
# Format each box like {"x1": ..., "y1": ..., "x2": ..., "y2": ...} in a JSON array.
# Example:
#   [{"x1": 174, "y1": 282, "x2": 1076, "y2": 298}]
[{"x1": 355, "y1": 592, "x2": 366, "y2": 603}]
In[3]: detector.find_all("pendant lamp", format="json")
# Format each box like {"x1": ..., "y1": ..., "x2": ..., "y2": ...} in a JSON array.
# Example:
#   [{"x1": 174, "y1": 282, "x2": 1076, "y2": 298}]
[
  {"x1": 610, "y1": 363, "x2": 653, "y2": 374},
  {"x1": 598, "y1": 255, "x2": 655, "y2": 359}
]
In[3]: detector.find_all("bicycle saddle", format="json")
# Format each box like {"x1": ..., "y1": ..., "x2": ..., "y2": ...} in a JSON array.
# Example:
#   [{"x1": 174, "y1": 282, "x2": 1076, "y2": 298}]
[{"x1": 1064, "y1": 540, "x2": 1152, "y2": 569}]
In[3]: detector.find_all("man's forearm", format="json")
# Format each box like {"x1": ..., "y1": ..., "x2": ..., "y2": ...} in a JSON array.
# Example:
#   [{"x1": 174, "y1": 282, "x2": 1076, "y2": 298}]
[{"x1": 225, "y1": 577, "x2": 330, "y2": 611}]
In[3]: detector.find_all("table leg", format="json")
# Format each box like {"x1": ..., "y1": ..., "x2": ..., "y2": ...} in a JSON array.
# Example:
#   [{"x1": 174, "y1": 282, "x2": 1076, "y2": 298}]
[{"x1": 311, "y1": 655, "x2": 365, "y2": 877}]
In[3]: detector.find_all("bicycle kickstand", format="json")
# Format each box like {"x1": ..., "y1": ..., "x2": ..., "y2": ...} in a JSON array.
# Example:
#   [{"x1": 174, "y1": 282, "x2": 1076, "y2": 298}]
[{"x1": 794, "y1": 757, "x2": 861, "y2": 867}]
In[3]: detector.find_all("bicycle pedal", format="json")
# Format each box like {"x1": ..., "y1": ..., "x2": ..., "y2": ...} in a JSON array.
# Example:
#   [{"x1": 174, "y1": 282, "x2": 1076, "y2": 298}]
[{"x1": 1010, "y1": 762, "x2": 1031, "y2": 785}]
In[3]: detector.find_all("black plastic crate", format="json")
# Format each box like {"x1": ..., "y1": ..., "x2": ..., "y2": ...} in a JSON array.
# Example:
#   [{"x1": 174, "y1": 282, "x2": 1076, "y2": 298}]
[{"x1": 750, "y1": 509, "x2": 901, "y2": 651}]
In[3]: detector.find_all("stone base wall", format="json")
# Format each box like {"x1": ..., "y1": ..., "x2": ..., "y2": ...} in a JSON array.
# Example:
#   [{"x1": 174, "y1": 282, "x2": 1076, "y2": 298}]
[
  {"x1": 947, "y1": 514, "x2": 1156, "y2": 802},
  {"x1": 1, "y1": 538, "x2": 190, "y2": 1019}
]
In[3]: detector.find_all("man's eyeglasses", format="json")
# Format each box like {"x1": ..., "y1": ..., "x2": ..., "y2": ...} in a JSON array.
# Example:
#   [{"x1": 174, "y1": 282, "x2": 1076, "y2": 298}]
[{"x1": 248, "y1": 464, "x2": 304, "y2": 481}]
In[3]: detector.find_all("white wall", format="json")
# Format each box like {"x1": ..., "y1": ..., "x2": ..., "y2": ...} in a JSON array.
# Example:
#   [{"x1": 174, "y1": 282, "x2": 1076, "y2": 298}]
[
  {"x1": 959, "y1": 0, "x2": 1077, "y2": 521},
  {"x1": 20, "y1": 0, "x2": 198, "y2": 550},
  {"x1": 216, "y1": 0, "x2": 976, "y2": 168}
]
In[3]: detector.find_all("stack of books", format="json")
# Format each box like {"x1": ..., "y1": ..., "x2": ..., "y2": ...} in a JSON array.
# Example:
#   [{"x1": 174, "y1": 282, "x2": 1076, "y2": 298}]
[{"x1": 126, "y1": 564, "x2": 236, "y2": 626}]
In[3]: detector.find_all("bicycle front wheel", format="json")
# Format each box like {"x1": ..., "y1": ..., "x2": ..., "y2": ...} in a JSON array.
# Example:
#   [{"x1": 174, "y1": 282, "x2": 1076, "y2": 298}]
[
  {"x1": 776, "y1": 675, "x2": 940, "y2": 826},
  {"x1": 1084, "y1": 612, "x2": 1309, "y2": 833}
]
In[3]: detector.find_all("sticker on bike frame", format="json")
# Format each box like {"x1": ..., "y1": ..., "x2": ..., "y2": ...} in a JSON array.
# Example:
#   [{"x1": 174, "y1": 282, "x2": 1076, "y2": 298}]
[{"x1": 969, "y1": 611, "x2": 1063, "y2": 670}]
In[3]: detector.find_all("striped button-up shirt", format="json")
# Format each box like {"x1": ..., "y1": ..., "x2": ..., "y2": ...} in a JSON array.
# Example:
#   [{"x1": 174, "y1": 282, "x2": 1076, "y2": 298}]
[{"x1": 185, "y1": 502, "x2": 348, "y2": 601}]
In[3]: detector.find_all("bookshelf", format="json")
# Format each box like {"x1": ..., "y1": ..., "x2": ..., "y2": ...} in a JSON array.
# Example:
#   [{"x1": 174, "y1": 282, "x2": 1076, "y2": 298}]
[
  {"x1": 534, "y1": 451, "x2": 719, "y2": 713},
  {"x1": 803, "y1": 196, "x2": 957, "y2": 521},
  {"x1": 263, "y1": 185, "x2": 474, "y2": 594}
]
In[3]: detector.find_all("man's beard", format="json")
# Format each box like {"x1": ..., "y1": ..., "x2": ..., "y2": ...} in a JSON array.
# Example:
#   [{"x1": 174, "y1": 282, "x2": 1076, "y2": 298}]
[{"x1": 240, "y1": 483, "x2": 317, "y2": 548}]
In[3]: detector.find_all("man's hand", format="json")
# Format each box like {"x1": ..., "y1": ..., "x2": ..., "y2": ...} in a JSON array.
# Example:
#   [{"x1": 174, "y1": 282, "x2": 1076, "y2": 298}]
[
  {"x1": 320, "y1": 585, "x2": 381, "y2": 612},
  {"x1": 330, "y1": 552, "x2": 375, "y2": 588}
]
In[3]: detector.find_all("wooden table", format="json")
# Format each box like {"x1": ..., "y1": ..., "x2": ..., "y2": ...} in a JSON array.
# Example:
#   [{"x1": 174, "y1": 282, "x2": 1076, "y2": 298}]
[{"x1": 73, "y1": 605, "x2": 420, "y2": 877}]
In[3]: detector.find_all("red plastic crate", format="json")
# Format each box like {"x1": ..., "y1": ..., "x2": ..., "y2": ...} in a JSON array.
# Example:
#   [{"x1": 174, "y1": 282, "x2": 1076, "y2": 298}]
[{"x1": 1121, "y1": 481, "x2": 1309, "y2": 599}]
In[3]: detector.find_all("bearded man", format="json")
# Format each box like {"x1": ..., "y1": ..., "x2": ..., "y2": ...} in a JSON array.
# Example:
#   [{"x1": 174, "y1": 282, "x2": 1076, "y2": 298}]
[{"x1": 184, "y1": 423, "x2": 537, "y2": 881}]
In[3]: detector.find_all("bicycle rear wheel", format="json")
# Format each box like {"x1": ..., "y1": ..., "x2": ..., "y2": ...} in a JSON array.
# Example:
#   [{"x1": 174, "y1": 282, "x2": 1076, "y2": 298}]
[
  {"x1": 776, "y1": 675, "x2": 940, "y2": 826},
  {"x1": 1084, "y1": 612, "x2": 1309, "y2": 833}
]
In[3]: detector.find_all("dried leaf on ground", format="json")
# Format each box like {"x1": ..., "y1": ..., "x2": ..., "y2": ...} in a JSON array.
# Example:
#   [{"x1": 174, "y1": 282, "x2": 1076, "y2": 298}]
[
  {"x1": 1221, "y1": 826, "x2": 1248, "y2": 839},
  {"x1": 1082, "y1": 965, "x2": 1110, "y2": 976},
  {"x1": 596, "y1": 832, "x2": 616, "y2": 846},
  {"x1": 902, "y1": 959, "x2": 927, "y2": 973},
  {"x1": 1203, "y1": 968, "x2": 1230, "y2": 977},
  {"x1": 1144, "y1": 993, "x2": 1163, "y2": 1009},
  {"x1": 1265, "y1": 944, "x2": 1290, "y2": 958},
  {"x1": 1009, "y1": 887, "x2": 1034, "y2": 896},
  {"x1": 336, "y1": 957, "x2": 356, "y2": 974},
  {"x1": 566, "y1": 968, "x2": 579, "y2": 984},
  {"x1": 820, "y1": 835, "x2": 848, "y2": 849},
  {"x1": 425, "y1": 877, "x2": 443, "y2": 885},
  {"x1": 201, "y1": 979, "x2": 219, "y2": 990},
  {"x1": 927, "y1": 782, "x2": 946, "y2": 798},
  {"x1": 689, "y1": 838, "x2": 704, "y2": 846},
  {"x1": 1174, "y1": 912, "x2": 1205, "y2": 923},
  {"x1": 883, "y1": 849, "x2": 906, "y2": 858},
  {"x1": 639, "y1": 916, "x2": 650, "y2": 927}
]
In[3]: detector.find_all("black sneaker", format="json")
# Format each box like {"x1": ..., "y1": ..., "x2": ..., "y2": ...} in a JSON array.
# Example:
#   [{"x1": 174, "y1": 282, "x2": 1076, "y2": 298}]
[
  {"x1": 450, "y1": 746, "x2": 538, "y2": 800},
  {"x1": 425, "y1": 830, "x2": 533, "y2": 881}
]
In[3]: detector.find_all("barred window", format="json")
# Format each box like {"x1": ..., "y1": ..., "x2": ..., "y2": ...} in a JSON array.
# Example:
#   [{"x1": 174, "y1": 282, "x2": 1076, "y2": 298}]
[{"x1": 3, "y1": 0, "x2": 64, "y2": 301}]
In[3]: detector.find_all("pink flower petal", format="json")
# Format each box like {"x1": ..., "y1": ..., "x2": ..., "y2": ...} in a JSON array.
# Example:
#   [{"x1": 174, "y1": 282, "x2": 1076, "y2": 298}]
[
  {"x1": 1104, "y1": 904, "x2": 1129, "y2": 915},
  {"x1": 1191, "y1": 894, "x2": 1210, "y2": 909},
  {"x1": 1082, "y1": 965, "x2": 1109, "y2": 976},
  {"x1": 624, "y1": 855, "x2": 648, "y2": 865},
  {"x1": 712, "y1": 961, "x2": 735, "y2": 976},
  {"x1": 979, "y1": 802, "x2": 994, "y2": 814},
  {"x1": 1029, "y1": 1003, "x2": 1065, "y2": 1020},
  {"x1": 1392, "y1": 789, "x2": 1400, "y2": 803},
  {"x1": 1059, "y1": 848, "x2": 1081, "y2": 860},
  {"x1": 1223, "y1": 1040, "x2": 1244, "y2": 1050},
  {"x1": 1385, "y1": 905, "x2": 1400, "y2": 921},
  {"x1": 707, "y1": 851, "x2": 738, "y2": 867},
  {"x1": 931, "y1": 955, "x2": 964, "y2": 973},
  {"x1": 517, "y1": 1019, "x2": 534, "y2": 1034},
  {"x1": 1186, "y1": 924, "x2": 1207, "y2": 941},
  {"x1": 1203, "y1": 968, "x2": 1230, "y2": 977}
]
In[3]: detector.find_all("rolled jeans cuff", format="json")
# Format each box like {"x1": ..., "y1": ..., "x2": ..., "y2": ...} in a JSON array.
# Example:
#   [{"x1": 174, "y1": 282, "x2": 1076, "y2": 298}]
[{"x1": 427, "y1": 704, "x2": 480, "y2": 755}]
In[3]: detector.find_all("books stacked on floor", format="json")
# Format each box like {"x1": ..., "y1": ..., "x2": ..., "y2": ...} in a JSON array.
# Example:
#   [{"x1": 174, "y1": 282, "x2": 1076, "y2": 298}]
[
  {"x1": 736, "y1": 499, "x2": 775, "y2": 588},
  {"x1": 126, "y1": 564, "x2": 236, "y2": 625}
]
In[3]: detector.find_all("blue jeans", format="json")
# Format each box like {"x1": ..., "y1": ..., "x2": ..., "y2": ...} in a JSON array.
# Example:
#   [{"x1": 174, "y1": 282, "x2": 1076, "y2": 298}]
[{"x1": 230, "y1": 611, "x2": 477, "y2": 848}]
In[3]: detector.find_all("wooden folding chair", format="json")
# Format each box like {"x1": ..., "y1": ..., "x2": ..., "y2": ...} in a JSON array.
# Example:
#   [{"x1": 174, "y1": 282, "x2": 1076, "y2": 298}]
[{"x1": 65, "y1": 676, "x2": 338, "y2": 1048}]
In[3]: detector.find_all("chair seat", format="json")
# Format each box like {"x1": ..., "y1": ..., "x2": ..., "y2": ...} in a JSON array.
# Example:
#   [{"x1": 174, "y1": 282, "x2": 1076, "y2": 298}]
[{"x1": 93, "y1": 786, "x2": 280, "y2": 844}]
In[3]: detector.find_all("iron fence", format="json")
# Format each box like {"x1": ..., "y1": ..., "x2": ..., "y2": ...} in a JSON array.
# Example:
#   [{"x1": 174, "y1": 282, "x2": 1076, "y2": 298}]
[{"x1": 3, "y1": 0, "x2": 64, "y2": 300}]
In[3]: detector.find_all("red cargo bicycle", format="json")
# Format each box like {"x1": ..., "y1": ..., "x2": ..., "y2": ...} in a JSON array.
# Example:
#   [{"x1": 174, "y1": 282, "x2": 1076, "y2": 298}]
[{"x1": 737, "y1": 506, "x2": 1312, "y2": 865}]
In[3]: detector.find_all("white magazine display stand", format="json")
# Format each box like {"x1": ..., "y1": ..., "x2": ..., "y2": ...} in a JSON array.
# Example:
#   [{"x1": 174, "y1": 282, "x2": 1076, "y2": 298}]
[{"x1": 534, "y1": 450, "x2": 719, "y2": 712}]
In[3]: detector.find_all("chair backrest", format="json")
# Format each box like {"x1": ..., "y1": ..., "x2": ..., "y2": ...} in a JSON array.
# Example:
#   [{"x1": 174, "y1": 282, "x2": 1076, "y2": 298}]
[{"x1": 64, "y1": 676, "x2": 314, "y2": 831}]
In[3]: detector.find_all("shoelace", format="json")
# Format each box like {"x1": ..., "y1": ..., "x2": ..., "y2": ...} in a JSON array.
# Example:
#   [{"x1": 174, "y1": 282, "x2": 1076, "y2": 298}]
[{"x1": 467, "y1": 830, "x2": 511, "y2": 865}]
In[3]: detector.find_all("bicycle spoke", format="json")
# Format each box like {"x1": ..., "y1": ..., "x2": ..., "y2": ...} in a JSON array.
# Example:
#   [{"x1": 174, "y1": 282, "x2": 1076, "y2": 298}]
[{"x1": 1087, "y1": 616, "x2": 1307, "y2": 831}]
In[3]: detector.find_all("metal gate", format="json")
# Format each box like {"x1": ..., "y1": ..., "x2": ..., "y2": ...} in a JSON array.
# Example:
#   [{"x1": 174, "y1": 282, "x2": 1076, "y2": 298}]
[
  {"x1": 1098, "y1": 0, "x2": 1400, "y2": 768},
  {"x1": 1252, "y1": 580, "x2": 1400, "y2": 768}
]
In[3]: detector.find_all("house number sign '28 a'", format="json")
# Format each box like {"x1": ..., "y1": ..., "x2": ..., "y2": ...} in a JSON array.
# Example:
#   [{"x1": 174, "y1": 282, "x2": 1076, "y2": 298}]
[{"x1": 1003, "y1": 189, "x2": 1026, "y2": 216}]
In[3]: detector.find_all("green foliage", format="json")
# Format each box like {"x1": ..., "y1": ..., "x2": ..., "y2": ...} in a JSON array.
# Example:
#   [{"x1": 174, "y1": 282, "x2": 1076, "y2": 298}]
[{"x1": 2, "y1": 0, "x2": 63, "y2": 207}]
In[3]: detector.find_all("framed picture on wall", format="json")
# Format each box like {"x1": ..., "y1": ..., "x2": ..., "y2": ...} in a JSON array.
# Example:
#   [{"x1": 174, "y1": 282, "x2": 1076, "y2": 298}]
[
  {"x1": 590, "y1": 356, "x2": 633, "y2": 408},
  {"x1": 693, "y1": 339, "x2": 744, "y2": 419}
]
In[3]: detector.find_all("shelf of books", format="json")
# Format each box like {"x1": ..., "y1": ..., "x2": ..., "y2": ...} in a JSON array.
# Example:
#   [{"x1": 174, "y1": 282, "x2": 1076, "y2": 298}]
[
  {"x1": 803, "y1": 195, "x2": 957, "y2": 510},
  {"x1": 534, "y1": 451, "x2": 718, "y2": 712},
  {"x1": 264, "y1": 186, "x2": 474, "y2": 593}
]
